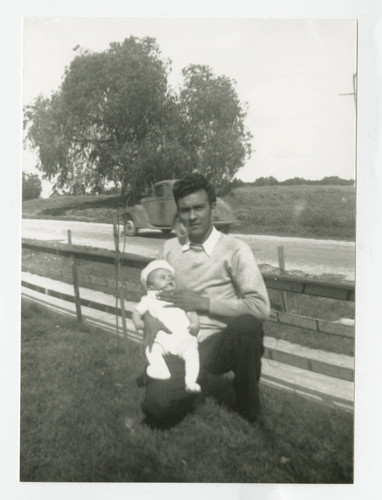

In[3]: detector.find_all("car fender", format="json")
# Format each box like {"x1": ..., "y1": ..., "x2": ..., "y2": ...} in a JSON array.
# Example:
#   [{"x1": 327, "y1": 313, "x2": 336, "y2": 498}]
[
  {"x1": 213, "y1": 198, "x2": 238, "y2": 225},
  {"x1": 124, "y1": 205, "x2": 157, "y2": 229}
]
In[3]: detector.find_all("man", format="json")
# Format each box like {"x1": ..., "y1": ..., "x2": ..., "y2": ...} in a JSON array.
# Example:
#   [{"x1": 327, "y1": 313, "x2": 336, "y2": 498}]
[{"x1": 140, "y1": 173, "x2": 270, "y2": 427}]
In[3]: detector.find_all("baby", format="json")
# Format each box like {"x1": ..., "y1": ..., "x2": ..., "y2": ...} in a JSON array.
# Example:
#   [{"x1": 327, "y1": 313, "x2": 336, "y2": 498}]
[{"x1": 132, "y1": 260, "x2": 201, "y2": 393}]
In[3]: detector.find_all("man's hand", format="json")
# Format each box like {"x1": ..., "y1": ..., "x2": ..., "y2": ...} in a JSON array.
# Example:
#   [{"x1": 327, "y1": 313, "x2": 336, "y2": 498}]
[
  {"x1": 157, "y1": 290, "x2": 209, "y2": 313},
  {"x1": 189, "y1": 323, "x2": 199, "y2": 336},
  {"x1": 143, "y1": 312, "x2": 171, "y2": 352}
]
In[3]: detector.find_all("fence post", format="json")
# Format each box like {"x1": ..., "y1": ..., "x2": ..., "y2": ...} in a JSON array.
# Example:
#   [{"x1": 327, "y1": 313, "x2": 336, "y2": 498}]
[
  {"x1": 67, "y1": 230, "x2": 82, "y2": 323},
  {"x1": 277, "y1": 246, "x2": 288, "y2": 312},
  {"x1": 118, "y1": 283, "x2": 129, "y2": 348},
  {"x1": 113, "y1": 217, "x2": 128, "y2": 349}
]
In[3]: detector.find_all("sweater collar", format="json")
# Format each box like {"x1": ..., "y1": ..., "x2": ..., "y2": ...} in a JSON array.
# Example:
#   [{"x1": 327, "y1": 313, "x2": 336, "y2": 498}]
[{"x1": 181, "y1": 226, "x2": 221, "y2": 257}]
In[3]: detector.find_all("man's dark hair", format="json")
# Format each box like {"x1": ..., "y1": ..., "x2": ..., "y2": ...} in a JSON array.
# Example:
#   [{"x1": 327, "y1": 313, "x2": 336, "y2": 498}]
[{"x1": 173, "y1": 174, "x2": 217, "y2": 206}]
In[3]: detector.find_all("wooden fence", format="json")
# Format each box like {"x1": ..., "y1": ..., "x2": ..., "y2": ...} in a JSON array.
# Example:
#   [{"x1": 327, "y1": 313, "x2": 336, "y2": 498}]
[{"x1": 22, "y1": 237, "x2": 355, "y2": 409}]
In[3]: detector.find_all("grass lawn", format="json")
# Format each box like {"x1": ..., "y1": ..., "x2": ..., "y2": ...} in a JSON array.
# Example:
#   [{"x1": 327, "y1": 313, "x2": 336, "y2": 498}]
[
  {"x1": 20, "y1": 300, "x2": 353, "y2": 483},
  {"x1": 226, "y1": 184, "x2": 355, "y2": 240},
  {"x1": 22, "y1": 184, "x2": 355, "y2": 241}
]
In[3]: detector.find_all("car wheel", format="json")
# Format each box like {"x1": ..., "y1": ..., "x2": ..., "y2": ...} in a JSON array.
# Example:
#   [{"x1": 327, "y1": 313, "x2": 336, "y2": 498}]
[{"x1": 124, "y1": 217, "x2": 137, "y2": 236}]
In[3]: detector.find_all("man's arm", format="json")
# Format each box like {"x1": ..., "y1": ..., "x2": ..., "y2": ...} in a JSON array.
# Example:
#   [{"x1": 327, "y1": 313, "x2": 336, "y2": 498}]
[
  {"x1": 142, "y1": 312, "x2": 171, "y2": 352},
  {"x1": 132, "y1": 310, "x2": 145, "y2": 334},
  {"x1": 208, "y1": 243, "x2": 270, "y2": 319},
  {"x1": 209, "y1": 290, "x2": 270, "y2": 320},
  {"x1": 159, "y1": 241, "x2": 270, "y2": 320},
  {"x1": 133, "y1": 297, "x2": 172, "y2": 351}
]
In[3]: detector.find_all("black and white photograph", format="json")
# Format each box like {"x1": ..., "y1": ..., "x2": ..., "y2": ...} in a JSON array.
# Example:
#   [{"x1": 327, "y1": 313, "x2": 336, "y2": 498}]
[
  {"x1": 2, "y1": 2, "x2": 380, "y2": 497},
  {"x1": 20, "y1": 17, "x2": 357, "y2": 484}
]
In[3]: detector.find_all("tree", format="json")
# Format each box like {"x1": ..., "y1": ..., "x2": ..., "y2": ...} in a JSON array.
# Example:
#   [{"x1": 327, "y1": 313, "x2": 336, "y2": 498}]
[
  {"x1": 319, "y1": 176, "x2": 354, "y2": 186},
  {"x1": 22, "y1": 172, "x2": 42, "y2": 200},
  {"x1": 281, "y1": 177, "x2": 306, "y2": 186},
  {"x1": 24, "y1": 39, "x2": 253, "y2": 197},
  {"x1": 179, "y1": 65, "x2": 252, "y2": 193},
  {"x1": 25, "y1": 37, "x2": 174, "y2": 197},
  {"x1": 254, "y1": 176, "x2": 279, "y2": 186}
]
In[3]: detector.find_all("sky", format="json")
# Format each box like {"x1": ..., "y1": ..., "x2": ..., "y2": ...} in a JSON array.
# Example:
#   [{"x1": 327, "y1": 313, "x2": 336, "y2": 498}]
[{"x1": 23, "y1": 18, "x2": 357, "y2": 194}]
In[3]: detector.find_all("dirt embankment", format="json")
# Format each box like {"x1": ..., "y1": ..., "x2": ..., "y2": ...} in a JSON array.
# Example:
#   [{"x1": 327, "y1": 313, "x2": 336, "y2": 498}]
[{"x1": 23, "y1": 184, "x2": 355, "y2": 241}]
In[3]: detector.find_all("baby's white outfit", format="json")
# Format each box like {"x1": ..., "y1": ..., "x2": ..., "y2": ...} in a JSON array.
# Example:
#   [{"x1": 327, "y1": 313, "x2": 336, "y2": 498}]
[{"x1": 135, "y1": 291, "x2": 200, "y2": 391}]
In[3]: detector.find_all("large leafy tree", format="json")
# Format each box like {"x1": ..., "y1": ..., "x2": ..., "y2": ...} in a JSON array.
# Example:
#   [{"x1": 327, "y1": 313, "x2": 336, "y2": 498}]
[
  {"x1": 24, "y1": 38, "x2": 252, "y2": 197},
  {"x1": 25, "y1": 37, "x2": 179, "y2": 197},
  {"x1": 179, "y1": 65, "x2": 252, "y2": 193}
]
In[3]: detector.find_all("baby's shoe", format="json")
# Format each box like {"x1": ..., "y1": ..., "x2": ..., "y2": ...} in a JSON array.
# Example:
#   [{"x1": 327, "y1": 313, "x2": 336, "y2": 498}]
[
  {"x1": 185, "y1": 382, "x2": 202, "y2": 393},
  {"x1": 146, "y1": 365, "x2": 171, "y2": 380}
]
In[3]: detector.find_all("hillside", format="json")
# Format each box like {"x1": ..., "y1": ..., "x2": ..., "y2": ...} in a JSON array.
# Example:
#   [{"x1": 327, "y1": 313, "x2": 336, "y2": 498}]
[
  {"x1": 226, "y1": 184, "x2": 355, "y2": 240},
  {"x1": 22, "y1": 184, "x2": 355, "y2": 241}
]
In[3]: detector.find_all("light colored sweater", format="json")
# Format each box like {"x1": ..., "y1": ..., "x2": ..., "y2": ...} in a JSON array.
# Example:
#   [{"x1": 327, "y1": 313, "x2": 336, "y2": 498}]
[{"x1": 161, "y1": 229, "x2": 270, "y2": 342}]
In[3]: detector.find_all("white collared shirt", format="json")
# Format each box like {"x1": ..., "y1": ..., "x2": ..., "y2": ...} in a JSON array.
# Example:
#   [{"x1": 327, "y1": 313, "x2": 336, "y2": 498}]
[{"x1": 181, "y1": 226, "x2": 221, "y2": 257}]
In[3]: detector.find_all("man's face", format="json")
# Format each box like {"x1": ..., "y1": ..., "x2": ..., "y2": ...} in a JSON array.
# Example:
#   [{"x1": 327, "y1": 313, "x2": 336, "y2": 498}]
[{"x1": 177, "y1": 189, "x2": 214, "y2": 243}]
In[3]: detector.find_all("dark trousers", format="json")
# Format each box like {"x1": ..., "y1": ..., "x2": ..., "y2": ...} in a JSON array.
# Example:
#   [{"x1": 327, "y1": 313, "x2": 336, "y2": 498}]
[{"x1": 141, "y1": 315, "x2": 264, "y2": 427}]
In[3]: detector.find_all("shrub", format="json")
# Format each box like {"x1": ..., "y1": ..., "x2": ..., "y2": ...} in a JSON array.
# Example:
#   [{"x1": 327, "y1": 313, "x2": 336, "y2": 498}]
[
  {"x1": 23, "y1": 172, "x2": 42, "y2": 200},
  {"x1": 254, "y1": 176, "x2": 280, "y2": 186}
]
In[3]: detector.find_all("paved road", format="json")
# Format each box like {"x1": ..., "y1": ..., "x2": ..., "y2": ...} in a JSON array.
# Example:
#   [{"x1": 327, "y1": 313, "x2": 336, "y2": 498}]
[{"x1": 22, "y1": 219, "x2": 355, "y2": 280}]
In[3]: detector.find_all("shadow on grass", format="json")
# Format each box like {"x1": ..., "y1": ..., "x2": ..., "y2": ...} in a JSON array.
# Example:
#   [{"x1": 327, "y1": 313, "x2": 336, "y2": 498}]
[
  {"x1": 39, "y1": 194, "x2": 128, "y2": 216},
  {"x1": 134, "y1": 232, "x2": 173, "y2": 240}
]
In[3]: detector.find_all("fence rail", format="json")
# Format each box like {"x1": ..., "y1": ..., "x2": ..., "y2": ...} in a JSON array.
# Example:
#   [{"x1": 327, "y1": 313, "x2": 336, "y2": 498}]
[
  {"x1": 22, "y1": 238, "x2": 355, "y2": 301},
  {"x1": 21, "y1": 236, "x2": 355, "y2": 410},
  {"x1": 22, "y1": 237, "x2": 355, "y2": 339},
  {"x1": 268, "y1": 310, "x2": 354, "y2": 338},
  {"x1": 22, "y1": 238, "x2": 149, "y2": 268},
  {"x1": 21, "y1": 274, "x2": 355, "y2": 385}
]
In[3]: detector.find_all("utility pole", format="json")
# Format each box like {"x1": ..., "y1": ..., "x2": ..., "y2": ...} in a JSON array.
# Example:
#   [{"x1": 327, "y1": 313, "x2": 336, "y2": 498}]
[
  {"x1": 338, "y1": 70, "x2": 357, "y2": 183},
  {"x1": 338, "y1": 72, "x2": 357, "y2": 114}
]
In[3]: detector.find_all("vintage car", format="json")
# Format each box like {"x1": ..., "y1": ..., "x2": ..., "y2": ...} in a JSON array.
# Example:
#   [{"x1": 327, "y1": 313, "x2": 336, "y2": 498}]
[{"x1": 122, "y1": 179, "x2": 237, "y2": 236}]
